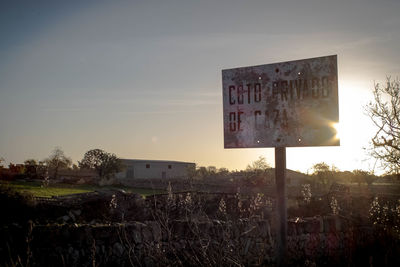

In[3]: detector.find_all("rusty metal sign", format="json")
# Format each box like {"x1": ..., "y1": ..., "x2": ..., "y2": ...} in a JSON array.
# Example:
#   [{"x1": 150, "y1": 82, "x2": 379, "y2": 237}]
[{"x1": 222, "y1": 55, "x2": 339, "y2": 148}]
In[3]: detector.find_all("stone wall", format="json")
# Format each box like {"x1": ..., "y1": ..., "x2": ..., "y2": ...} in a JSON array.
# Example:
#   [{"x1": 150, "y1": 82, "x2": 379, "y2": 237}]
[
  {"x1": 2, "y1": 190, "x2": 400, "y2": 266},
  {"x1": 3, "y1": 215, "x2": 397, "y2": 267}
]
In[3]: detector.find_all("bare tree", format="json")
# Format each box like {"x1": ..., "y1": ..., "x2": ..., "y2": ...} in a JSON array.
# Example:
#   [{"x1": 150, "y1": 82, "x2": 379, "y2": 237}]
[
  {"x1": 246, "y1": 156, "x2": 271, "y2": 172},
  {"x1": 366, "y1": 77, "x2": 400, "y2": 174},
  {"x1": 244, "y1": 156, "x2": 272, "y2": 186},
  {"x1": 45, "y1": 147, "x2": 72, "y2": 180}
]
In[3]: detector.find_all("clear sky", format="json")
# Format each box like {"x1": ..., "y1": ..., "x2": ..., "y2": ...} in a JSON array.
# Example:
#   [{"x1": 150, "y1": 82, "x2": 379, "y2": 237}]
[{"x1": 1, "y1": 0, "x2": 400, "y2": 174}]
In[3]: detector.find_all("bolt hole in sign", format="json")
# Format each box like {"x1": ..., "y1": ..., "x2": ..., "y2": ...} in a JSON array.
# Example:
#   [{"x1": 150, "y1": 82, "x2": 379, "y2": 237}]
[{"x1": 222, "y1": 55, "x2": 339, "y2": 148}]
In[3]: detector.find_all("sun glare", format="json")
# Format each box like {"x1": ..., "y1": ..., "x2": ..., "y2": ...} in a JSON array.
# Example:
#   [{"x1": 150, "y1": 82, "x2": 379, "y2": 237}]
[{"x1": 333, "y1": 122, "x2": 340, "y2": 139}]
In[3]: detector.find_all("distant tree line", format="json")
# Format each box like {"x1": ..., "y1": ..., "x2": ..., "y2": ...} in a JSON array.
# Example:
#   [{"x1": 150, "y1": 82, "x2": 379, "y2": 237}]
[
  {"x1": 0, "y1": 148, "x2": 122, "y2": 184},
  {"x1": 191, "y1": 158, "x2": 391, "y2": 189},
  {"x1": 1, "y1": 148, "x2": 397, "y2": 188}
]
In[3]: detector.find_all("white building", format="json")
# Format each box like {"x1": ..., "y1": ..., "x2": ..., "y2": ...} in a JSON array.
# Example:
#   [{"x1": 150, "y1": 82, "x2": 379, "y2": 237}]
[{"x1": 116, "y1": 159, "x2": 195, "y2": 179}]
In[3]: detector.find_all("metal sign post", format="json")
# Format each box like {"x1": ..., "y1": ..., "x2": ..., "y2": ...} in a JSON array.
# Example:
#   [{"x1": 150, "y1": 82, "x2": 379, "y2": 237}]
[
  {"x1": 275, "y1": 147, "x2": 287, "y2": 266},
  {"x1": 222, "y1": 55, "x2": 339, "y2": 266}
]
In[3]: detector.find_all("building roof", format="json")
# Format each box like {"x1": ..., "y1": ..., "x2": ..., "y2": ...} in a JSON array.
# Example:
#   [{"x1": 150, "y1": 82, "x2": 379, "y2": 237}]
[{"x1": 120, "y1": 159, "x2": 195, "y2": 165}]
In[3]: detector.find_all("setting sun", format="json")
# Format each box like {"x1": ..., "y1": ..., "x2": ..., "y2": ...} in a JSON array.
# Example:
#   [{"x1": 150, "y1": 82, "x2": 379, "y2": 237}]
[{"x1": 333, "y1": 122, "x2": 341, "y2": 139}]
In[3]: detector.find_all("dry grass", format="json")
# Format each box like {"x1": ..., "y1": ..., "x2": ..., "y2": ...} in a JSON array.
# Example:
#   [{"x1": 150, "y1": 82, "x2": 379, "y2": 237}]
[{"x1": 0, "y1": 180, "x2": 165, "y2": 198}]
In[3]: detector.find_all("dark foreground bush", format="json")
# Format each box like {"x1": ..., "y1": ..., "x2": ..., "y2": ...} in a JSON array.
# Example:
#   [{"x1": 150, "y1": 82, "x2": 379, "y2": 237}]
[{"x1": 0, "y1": 183, "x2": 36, "y2": 225}]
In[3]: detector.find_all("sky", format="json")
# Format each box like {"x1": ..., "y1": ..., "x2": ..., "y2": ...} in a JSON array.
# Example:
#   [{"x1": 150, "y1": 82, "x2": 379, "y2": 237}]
[{"x1": 1, "y1": 0, "x2": 400, "y2": 174}]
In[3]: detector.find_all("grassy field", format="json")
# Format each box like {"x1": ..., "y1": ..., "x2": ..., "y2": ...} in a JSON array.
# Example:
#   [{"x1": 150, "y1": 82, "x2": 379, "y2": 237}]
[{"x1": 0, "y1": 180, "x2": 165, "y2": 198}]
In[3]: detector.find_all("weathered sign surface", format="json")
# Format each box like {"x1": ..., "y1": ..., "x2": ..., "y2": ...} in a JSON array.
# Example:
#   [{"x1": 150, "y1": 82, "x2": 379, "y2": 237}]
[{"x1": 222, "y1": 55, "x2": 339, "y2": 148}]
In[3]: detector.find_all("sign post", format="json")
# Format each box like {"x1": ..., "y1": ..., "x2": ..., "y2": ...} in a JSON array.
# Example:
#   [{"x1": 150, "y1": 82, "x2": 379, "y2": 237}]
[
  {"x1": 222, "y1": 55, "x2": 339, "y2": 265},
  {"x1": 275, "y1": 147, "x2": 286, "y2": 265}
]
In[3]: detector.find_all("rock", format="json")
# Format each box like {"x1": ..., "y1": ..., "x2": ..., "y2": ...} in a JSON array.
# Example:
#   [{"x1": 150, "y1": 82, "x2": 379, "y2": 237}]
[
  {"x1": 148, "y1": 221, "x2": 161, "y2": 241},
  {"x1": 72, "y1": 249, "x2": 79, "y2": 262},
  {"x1": 323, "y1": 216, "x2": 337, "y2": 233},
  {"x1": 132, "y1": 222, "x2": 146, "y2": 243},
  {"x1": 113, "y1": 242, "x2": 124, "y2": 257},
  {"x1": 68, "y1": 211, "x2": 76, "y2": 221},
  {"x1": 334, "y1": 216, "x2": 342, "y2": 232},
  {"x1": 315, "y1": 216, "x2": 324, "y2": 233},
  {"x1": 171, "y1": 220, "x2": 187, "y2": 238},
  {"x1": 243, "y1": 238, "x2": 252, "y2": 255},
  {"x1": 198, "y1": 221, "x2": 212, "y2": 236},
  {"x1": 287, "y1": 221, "x2": 297, "y2": 236},
  {"x1": 144, "y1": 256, "x2": 154, "y2": 267},
  {"x1": 133, "y1": 229, "x2": 142, "y2": 244},
  {"x1": 258, "y1": 220, "x2": 271, "y2": 239},
  {"x1": 72, "y1": 209, "x2": 82, "y2": 216},
  {"x1": 142, "y1": 225, "x2": 153, "y2": 242},
  {"x1": 255, "y1": 242, "x2": 265, "y2": 253},
  {"x1": 305, "y1": 218, "x2": 321, "y2": 234}
]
